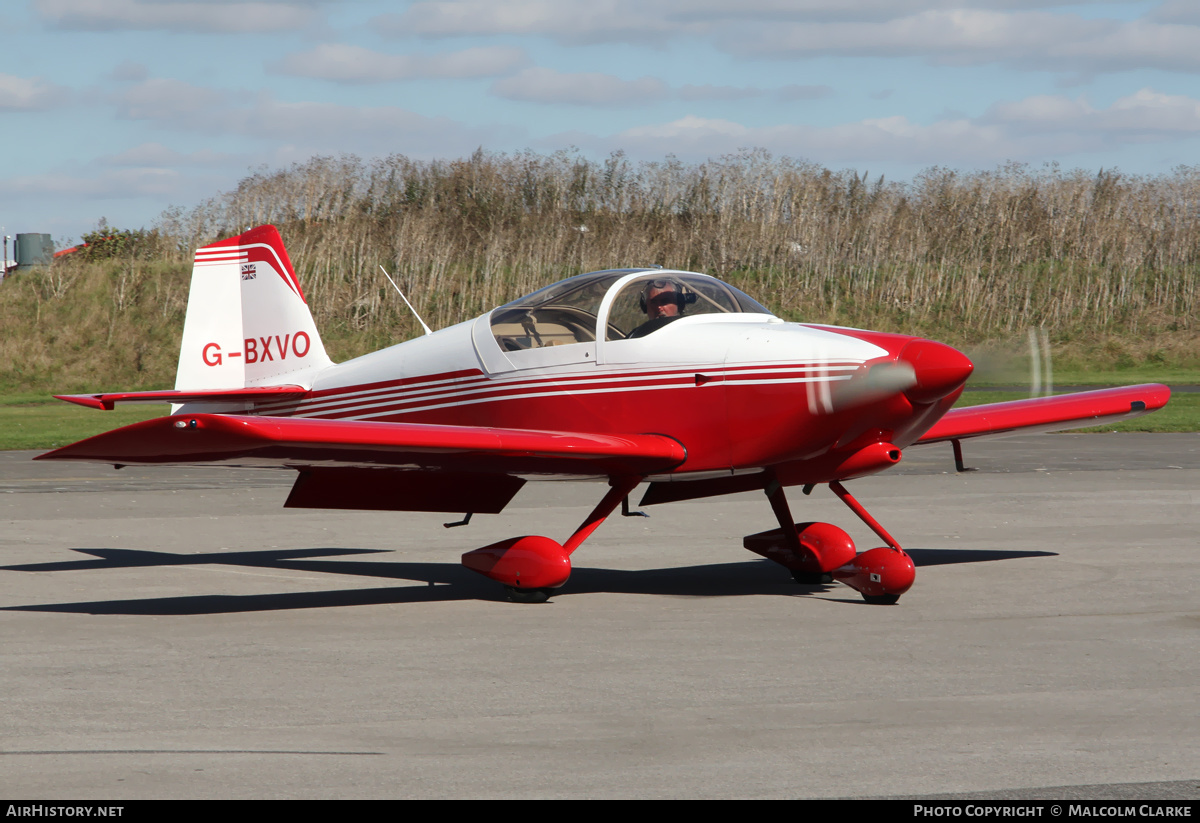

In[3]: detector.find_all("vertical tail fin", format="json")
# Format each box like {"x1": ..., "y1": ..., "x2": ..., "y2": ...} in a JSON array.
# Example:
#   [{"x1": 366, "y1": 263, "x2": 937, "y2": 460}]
[{"x1": 175, "y1": 225, "x2": 333, "y2": 391}]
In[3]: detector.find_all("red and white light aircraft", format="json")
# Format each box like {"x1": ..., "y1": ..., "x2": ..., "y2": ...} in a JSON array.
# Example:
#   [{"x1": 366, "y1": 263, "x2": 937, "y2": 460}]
[{"x1": 39, "y1": 225, "x2": 1170, "y2": 603}]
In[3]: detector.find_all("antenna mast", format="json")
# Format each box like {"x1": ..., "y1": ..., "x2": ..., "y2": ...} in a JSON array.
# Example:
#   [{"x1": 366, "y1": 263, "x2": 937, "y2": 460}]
[{"x1": 379, "y1": 265, "x2": 433, "y2": 336}]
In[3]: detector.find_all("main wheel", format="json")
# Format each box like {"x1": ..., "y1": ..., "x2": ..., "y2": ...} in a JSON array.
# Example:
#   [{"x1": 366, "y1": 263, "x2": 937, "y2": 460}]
[
  {"x1": 791, "y1": 570, "x2": 834, "y2": 584},
  {"x1": 862, "y1": 593, "x2": 901, "y2": 605},
  {"x1": 505, "y1": 586, "x2": 554, "y2": 604}
]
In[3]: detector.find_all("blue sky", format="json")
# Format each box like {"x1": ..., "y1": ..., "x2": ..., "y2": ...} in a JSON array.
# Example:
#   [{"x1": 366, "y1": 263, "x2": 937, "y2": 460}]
[{"x1": 5, "y1": 0, "x2": 1200, "y2": 245}]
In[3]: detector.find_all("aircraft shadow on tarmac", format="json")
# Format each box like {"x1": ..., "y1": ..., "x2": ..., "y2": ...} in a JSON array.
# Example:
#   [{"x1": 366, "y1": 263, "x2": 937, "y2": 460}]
[{"x1": 1, "y1": 546, "x2": 1056, "y2": 615}]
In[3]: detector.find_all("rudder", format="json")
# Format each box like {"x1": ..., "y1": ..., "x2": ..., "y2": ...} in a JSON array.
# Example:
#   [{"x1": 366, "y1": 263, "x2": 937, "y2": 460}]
[{"x1": 175, "y1": 225, "x2": 333, "y2": 391}]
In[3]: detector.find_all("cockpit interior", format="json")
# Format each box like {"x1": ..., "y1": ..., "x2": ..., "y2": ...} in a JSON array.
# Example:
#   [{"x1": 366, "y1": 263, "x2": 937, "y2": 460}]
[{"x1": 489, "y1": 269, "x2": 772, "y2": 352}]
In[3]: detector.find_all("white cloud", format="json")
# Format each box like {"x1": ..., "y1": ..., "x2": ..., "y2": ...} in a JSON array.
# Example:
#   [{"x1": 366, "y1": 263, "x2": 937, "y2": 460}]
[
  {"x1": 776, "y1": 84, "x2": 834, "y2": 101},
  {"x1": 103, "y1": 78, "x2": 1200, "y2": 174},
  {"x1": 580, "y1": 87, "x2": 1200, "y2": 166},
  {"x1": 228, "y1": 99, "x2": 460, "y2": 143},
  {"x1": 726, "y1": 10, "x2": 1200, "y2": 75},
  {"x1": 113, "y1": 78, "x2": 229, "y2": 122},
  {"x1": 99, "y1": 142, "x2": 234, "y2": 167},
  {"x1": 0, "y1": 167, "x2": 183, "y2": 198},
  {"x1": 35, "y1": 0, "x2": 318, "y2": 33},
  {"x1": 108, "y1": 61, "x2": 149, "y2": 83},
  {"x1": 492, "y1": 70, "x2": 828, "y2": 107},
  {"x1": 249, "y1": 100, "x2": 523, "y2": 157},
  {"x1": 0, "y1": 74, "x2": 70, "y2": 110},
  {"x1": 110, "y1": 79, "x2": 513, "y2": 157},
  {"x1": 0, "y1": 163, "x2": 236, "y2": 241},
  {"x1": 377, "y1": 0, "x2": 718, "y2": 45},
  {"x1": 377, "y1": 3, "x2": 1200, "y2": 76},
  {"x1": 1152, "y1": 1, "x2": 1200, "y2": 25},
  {"x1": 599, "y1": 115, "x2": 1050, "y2": 165},
  {"x1": 273, "y1": 44, "x2": 528, "y2": 83},
  {"x1": 987, "y1": 89, "x2": 1200, "y2": 135},
  {"x1": 490, "y1": 67, "x2": 670, "y2": 106},
  {"x1": 620, "y1": 114, "x2": 750, "y2": 140},
  {"x1": 985, "y1": 94, "x2": 1092, "y2": 127},
  {"x1": 678, "y1": 84, "x2": 764, "y2": 101},
  {"x1": 378, "y1": 1, "x2": 1146, "y2": 44}
]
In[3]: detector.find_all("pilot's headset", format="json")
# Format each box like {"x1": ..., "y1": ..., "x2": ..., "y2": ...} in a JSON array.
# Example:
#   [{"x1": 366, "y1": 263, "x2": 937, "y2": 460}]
[{"x1": 639, "y1": 278, "x2": 697, "y2": 313}]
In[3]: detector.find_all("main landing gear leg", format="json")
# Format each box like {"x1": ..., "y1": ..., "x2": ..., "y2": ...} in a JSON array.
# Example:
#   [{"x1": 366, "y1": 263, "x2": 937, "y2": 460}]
[
  {"x1": 743, "y1": 478, "x2": 858, "y2": 584},
  {"x1": 461, "y1": 476, "x2": 642, "y2": 603},
  {"x1": 827, "y1": 480, "x2": 916, "y2": 604}
]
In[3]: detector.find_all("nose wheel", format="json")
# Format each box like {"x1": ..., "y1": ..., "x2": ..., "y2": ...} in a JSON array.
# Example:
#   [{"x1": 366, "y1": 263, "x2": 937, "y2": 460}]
[
  {"x1": 505, "y1": 586, "x2": 554, "y2": 604},
  {"x1": 749, "y1": 476, "x2": 916, "y2": 603}
]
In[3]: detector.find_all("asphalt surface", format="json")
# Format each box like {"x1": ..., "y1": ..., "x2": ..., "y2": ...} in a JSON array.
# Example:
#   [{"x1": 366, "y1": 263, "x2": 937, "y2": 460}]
[{"x1": 1, "y1": 433, "x2": 1197, "y2": 799}]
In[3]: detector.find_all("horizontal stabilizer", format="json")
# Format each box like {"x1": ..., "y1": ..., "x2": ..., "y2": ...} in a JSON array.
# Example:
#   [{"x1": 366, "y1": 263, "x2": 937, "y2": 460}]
[
  {"x1": 917, "y1": 384, "x2": 1170, "y2": 444},
  {"x1": 55, "y1": 386, "x2": 307, "y2": 410},
  {"x1": 36, "y1": 414, "x2": 688, "y2": 478}
]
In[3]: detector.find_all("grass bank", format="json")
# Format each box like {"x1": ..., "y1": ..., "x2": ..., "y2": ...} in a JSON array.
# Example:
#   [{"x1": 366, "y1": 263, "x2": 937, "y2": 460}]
[{"x1": 0, "y1": 394, "x2": 167, "y2": 451}]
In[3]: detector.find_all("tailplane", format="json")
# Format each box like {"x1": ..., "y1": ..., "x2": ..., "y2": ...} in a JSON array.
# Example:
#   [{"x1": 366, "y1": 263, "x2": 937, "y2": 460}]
[{"x1": 175, "y1": 225, "x2": 333, "y2": 390}]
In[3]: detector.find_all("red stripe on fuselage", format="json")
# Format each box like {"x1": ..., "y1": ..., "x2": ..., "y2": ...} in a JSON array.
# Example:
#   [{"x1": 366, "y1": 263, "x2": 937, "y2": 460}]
[
  {"x1": 251, "y1": 362, "x2": 858, "y2": 420},
  {"x1": 237, "y1": 362, "x2": 865, "y2": 473}
]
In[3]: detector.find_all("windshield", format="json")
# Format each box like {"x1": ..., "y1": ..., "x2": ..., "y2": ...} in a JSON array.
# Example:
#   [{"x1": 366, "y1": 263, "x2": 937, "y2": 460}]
[
  {"x1": 489, "y1": 270, "x2": 640, "y2": 352},
  {"x1": 604, "y1": 273, "x2": 772, "y2": 340},
  {"x1": 488, "y1": 268, "x2": 773, "y2": 352}
]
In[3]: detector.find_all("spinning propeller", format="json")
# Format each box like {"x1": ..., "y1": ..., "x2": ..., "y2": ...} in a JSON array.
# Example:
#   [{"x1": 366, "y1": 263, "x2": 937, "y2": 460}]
[{"x1": 809, "y1": 338, "x2": 974, "y2": 415}]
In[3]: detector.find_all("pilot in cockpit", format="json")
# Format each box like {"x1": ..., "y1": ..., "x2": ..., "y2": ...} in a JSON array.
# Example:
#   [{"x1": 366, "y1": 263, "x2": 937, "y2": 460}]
[{"x1": 629, "y1": 278, "x2": 692, "y2": 338}]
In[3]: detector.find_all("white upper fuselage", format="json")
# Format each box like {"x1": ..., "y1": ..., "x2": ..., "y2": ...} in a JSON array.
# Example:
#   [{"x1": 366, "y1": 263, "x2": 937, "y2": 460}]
[{"x1": 242, "y1": 270, "x2": 895, "y2": 476}]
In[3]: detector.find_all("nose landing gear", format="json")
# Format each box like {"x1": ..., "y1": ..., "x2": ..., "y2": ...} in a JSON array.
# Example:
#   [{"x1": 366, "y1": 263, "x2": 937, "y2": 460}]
[{"x1": 745, "y1": 476, "x2": 915, "y2": 603}]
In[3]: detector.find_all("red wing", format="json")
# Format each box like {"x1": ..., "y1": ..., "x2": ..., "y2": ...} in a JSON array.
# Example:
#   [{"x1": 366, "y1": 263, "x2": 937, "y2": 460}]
[
  {"x1": 55, "y1": 386, "x2": 307, "y2": 410},
  {"x1": 35, "y1": 413, "x2": 687, "y2": 478},
  {"x1": 917, "y1": 383, "x2": 1170, "y2": 444}
]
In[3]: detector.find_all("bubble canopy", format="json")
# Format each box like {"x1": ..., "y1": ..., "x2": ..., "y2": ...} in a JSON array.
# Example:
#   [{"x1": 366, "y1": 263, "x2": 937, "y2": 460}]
[{"x1": 489, "y1": 269, "x2": 773, "y2": 352}]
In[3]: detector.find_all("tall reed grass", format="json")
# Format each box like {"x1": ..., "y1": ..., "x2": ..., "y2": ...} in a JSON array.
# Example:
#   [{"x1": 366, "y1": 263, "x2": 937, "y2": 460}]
[
  {"x1": 4, "y1": 149, "x2": 1196, "y2": 393},
  {"x1": 162, "y1": 150, "x2": 1198, "y2": 343}
]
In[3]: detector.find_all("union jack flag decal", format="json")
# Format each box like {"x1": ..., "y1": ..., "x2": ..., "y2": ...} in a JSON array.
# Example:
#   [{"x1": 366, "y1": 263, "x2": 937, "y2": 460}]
[{"x1": 241, "y1": 263, "x2": 256, "y2": 280}]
